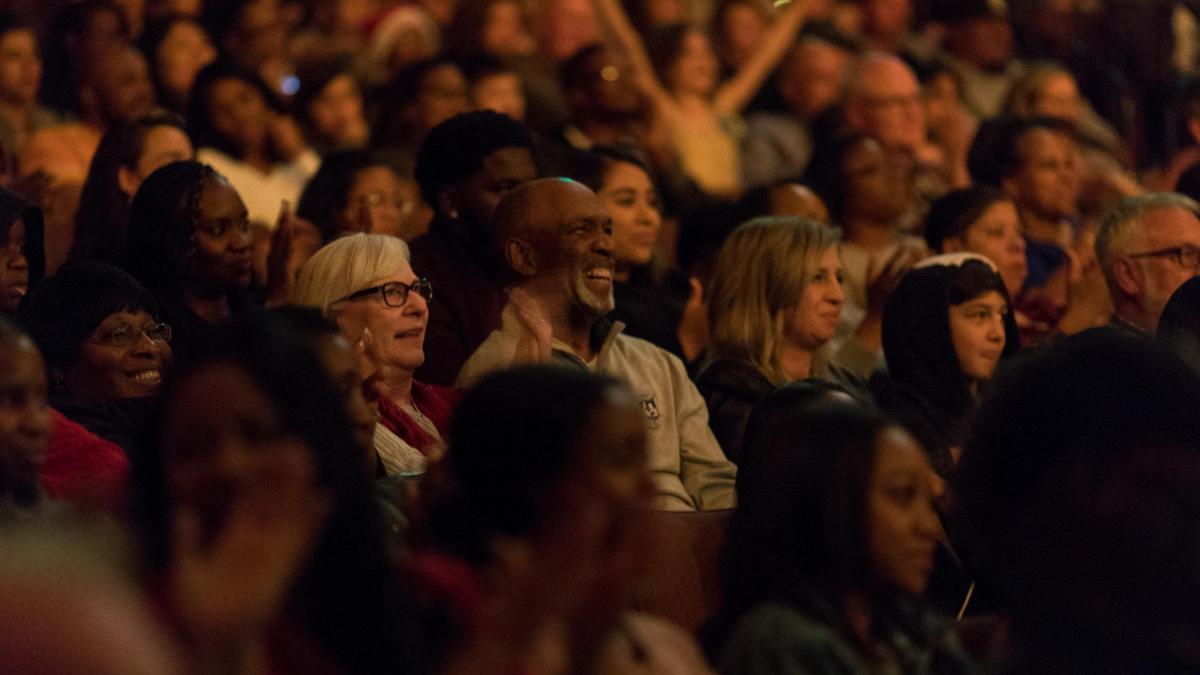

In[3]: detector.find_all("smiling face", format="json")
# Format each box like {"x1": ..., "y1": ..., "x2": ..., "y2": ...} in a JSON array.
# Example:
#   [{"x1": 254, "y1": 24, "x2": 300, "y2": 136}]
[
  {"x1": 781, "y1": 245, "x2": 844, "y2": 351},
  {"x1": 597, "y1": 161, "x2": 661, "y2": 268},
  {"x1": 184, "y1": 177, "x2": 254, "y2": 295},
  {"x1": 332, "y1": 262, "x2": 430, "y2": 373},
  {"x1": 948, "y1": 289, "x2": 1008, "y2": 382},
  {"x1": 866, "y1": 425, "x2": 940, "y2": 597},
  {"x1": 556, "y1": 189, "x2": 616, "y2": 319},
  {"x1": 64, "y1": 310, "x2": 172, "y2": 400}
]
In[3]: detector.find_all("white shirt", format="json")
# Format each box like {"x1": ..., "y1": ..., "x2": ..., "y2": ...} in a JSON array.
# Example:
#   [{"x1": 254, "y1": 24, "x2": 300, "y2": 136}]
[{"x1": 197, "y1": 146, "x2": 320, "y2": 230}]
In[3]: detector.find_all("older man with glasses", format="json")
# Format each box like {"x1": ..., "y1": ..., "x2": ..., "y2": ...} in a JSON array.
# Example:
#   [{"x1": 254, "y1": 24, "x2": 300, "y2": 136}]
[{"x1": 1096, "y1": 193, "x2": 1200, "y2": 335}]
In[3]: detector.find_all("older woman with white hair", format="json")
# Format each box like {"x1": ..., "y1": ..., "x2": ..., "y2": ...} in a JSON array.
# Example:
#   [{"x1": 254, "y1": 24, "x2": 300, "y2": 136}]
[{"x1": 292, "y1": 233, "x2": 459, "y2": 476}]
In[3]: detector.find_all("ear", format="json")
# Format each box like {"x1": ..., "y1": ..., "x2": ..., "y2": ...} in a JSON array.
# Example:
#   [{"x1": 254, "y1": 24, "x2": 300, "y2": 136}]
[
  {"x1": 436, "y1": 186, "x2": 460, "y2": 219},
  {"x1": 942, "y1": 237, "x2": 965, "y2": 254},
  {"x1": 1111, "y1": 256, "x2": 1142, "y2": 298},
  {"x1": 506, "y1": 238, "x2": 537, "y2": 277},
  {"x1": 1189, "y1": 117, "x2": 1200, "y2": 146},
  {"x1": 1000, "y1": 176, "x2": 1018, "y2": 199},
  {"x1": 117, "y1": 165, "x2": 140, "y2": 199}
]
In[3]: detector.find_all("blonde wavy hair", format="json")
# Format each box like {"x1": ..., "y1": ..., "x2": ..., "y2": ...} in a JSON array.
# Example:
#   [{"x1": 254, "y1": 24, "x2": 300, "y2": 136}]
[
  {"x1": 291, "y1": 233, "x2": 413, "y2": 316},
  {"x1": 707, "y1": 217, "x2": 840, "y2": 385}
]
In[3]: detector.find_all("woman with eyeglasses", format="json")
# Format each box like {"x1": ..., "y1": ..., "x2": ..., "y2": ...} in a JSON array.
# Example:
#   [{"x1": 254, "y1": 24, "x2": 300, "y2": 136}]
[
  {"x1": 19, "y1": 262, "x2": 172, "y2": 454},
  {"x1": 124, "y1": 160, "x2": 256, "y2": 364},
  {"x1": 292, "y1": 233, "x2": 459, "y2": 477}
]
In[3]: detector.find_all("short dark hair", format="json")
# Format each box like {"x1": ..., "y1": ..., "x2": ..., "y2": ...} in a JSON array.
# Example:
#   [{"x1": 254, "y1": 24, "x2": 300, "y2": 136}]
[
  {"x1": 72, "y1": 113, "x2": 191, "y2": 265},
  {"x1": 297, "y1": 149, "x2": 397, "y2": 242},
  {"x1": 924, "y1": 185, "x2": 1011, "y2": 251},
  {"x1": 413, "y1": 110, "x2": 536, "y2": 207},
  {"x1": 421, "y1": 365, "x2": 624, "y2": 565},
  {"x1": 1157, "y1": 276, "x2": 1200, "y2": 376},
  {"x1": 18, "y1": 262, "x2": 157, "y2": 371},
  {"x1": 967, "y1": 115, "x2": 1077, "y2": 186}
]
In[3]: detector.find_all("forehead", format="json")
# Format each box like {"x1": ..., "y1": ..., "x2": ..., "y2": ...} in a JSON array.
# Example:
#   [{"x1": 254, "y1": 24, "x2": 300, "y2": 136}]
[
  {"x1": 476, "y1": 146, "x2": 536, "y2": 179},
  {"x1": 1015, "y1": 127, "x2": 1073, "y2": 159},
  {"x1": 858, "y1": 59, "x2": 917, "y2": 95},
  {"x1": 1137, "y1": 206, "x2": 1200, "y2": 247}
]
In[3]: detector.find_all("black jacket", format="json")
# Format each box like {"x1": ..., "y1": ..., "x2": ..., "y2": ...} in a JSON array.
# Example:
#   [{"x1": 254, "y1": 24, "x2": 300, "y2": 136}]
[{"x1": 695, "y1": 357, "x2": 774, "y2": 464}]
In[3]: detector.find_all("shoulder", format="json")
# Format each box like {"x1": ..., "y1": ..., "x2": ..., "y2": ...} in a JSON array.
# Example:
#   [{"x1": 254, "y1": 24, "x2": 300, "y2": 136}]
[
  {"x1": 720, "y1": 603, "x2": 859, "y2": 675},
  {"x1": 696, "y1": 358, "x2": 772, "y2": 400}
]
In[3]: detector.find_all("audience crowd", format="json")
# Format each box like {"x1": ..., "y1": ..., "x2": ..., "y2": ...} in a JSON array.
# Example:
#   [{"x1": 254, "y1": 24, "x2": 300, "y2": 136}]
[{"x1": 3, "y1": 0, "x2": 1200, "y2": 673}]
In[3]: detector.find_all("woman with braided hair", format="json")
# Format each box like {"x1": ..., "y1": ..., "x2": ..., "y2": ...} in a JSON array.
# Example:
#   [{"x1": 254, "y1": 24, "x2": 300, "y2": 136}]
[{"x1": 123, "y1": 159, "x2": 256, "y2": 363}]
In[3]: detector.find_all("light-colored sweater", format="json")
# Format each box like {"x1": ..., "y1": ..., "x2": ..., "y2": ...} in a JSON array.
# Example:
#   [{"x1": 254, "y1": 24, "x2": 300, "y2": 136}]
[{"x1": 458, "y1": 305, "x2": 737, "y2": 512}]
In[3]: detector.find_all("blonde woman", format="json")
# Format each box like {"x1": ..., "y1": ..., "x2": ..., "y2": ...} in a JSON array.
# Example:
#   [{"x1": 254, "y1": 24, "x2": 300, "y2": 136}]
[
  {"x1": 695, "y1": 217, "x2": 843, "y2": 461},
  {"x1": 292, "y1": 233, "x2": 460, "y2": 477}
]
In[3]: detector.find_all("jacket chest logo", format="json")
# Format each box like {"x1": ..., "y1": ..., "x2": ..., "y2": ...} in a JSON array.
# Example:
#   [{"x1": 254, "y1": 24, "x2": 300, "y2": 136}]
[{"x1": 639, "y1": 396, "x2": 661, "y2": 429}]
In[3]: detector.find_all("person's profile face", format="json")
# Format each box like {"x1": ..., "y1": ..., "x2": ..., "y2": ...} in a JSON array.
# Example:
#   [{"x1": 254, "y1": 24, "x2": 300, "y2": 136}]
[
  {"x1": 948, "y1": 289, "x2": 1008, "y2": 382},
  {"x1": 597, "y1": 161, "x2": 661, "y2": 267},
  {"x1": 544, "y1": 186, "x2": 616, "y2": 319},
  {"x1": 155, "y1": 20, "x2": 215, "y2": 100},
  {"x1": 339, "y1": 165, "x2": 409, "y2": 238},
  {"x1": 332, "y1": 263, "x2": 430, "y2": 374},
  {"x1": 184, "y1": 178, "x2": 253, "y2": 294},
  {"x1": 0, "y1": 218, "x2": 28, "y2": 314},
  {"x1": 865, "y1": 425, "x2": 940, "y2": 598},
  {"x1": 782, "y1": 245, "x2": 844, "y2": 352},
  {"x1": 413, "y1": 64, "x2": 471, "y2": 132},
  {"x1": 1125, "y1": 206, "x2": 1200, "y2": 325},
  {"x1": 95, "y1": 48, "x2": 156, "y2": 125},
  {"x1": 312, "y1": 333, "x2": 376, "y2": 467}
]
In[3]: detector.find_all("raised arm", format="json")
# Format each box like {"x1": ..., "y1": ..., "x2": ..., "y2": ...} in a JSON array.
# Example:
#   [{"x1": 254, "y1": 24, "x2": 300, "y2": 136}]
[
  {"x1": 713, "y1": 0, "x2": 810, "y2": 115},
  {"x1": 590, "y1": 0, "x2": 673, "y2": 110}
]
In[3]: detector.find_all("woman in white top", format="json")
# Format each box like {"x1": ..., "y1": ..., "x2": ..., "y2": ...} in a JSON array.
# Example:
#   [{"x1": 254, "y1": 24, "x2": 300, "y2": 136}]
[{"x1": 188, "y1": 61, "x2": 320, "y2": 230}]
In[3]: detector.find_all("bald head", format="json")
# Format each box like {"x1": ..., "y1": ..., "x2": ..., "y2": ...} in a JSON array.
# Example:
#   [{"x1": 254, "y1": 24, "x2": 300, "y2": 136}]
[
  {"x1": 495, "y1": 177, "x2": 602, "y2": 243},
  {"x1": 844, "y1": 51, "x2": 925, "y2": 152}
]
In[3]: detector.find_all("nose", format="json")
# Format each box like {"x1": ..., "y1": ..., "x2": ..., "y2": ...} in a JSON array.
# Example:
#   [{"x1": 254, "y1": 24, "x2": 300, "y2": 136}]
[
  {"x1": 8, "y1": 253, "x2": 26, "y2": 272},
  {"x1": 828, "y1": 277, "x2": 846, "y2": 304},
  {"x1": 404, "y1": 288, "x2": 430, "y2": 317},
  {"x1": 20, "y1": 398, "x2": 50, "y2": 444},
  {"x1": 595, "y1": 227, "x2": 615, "y2": 256},
  {"x1": 229, "y1": 228, "x2": 253, "y2": 253},
  {"x1": 987, "y1": 314, "x2": 1006, "y2": 343},
  {"x1": 128, "y1": 330, "x2": 159, "y2": 357}
]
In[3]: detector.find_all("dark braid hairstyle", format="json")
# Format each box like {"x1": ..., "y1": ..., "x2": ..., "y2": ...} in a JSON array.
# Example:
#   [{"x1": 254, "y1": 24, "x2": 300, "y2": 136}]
[{"x1": 123, "y1": 160, "x2": 222, "y2": 301}]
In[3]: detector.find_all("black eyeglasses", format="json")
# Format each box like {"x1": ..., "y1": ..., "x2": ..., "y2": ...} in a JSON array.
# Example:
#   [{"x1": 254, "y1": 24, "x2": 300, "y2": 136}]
[
  {"x1": 1127, "y1": 245, "x2": 1200, "y2": 270},
  {"x1": 89, "y1": 322, "x2": 173, "y2": 348},
  {"x1": 337, "y1": 279, "x2": 433, "y2": 308}
]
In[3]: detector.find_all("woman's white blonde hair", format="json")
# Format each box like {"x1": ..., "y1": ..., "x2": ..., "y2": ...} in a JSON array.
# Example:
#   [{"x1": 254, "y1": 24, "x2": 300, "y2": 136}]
[
  {"x1": 707, "y1": 217, "x2": 840, "y2": 385},
  {"x1": 292, "y1": 233, "x2": 413, "y2": 316}
]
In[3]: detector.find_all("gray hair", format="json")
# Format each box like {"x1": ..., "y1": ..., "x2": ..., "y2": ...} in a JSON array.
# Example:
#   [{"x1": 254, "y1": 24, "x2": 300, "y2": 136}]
[
  {"x1": 1096, "y1": 193, "x2": 1200, "y2": 278},
  {"x1": 291, "y1": 233, "x2": 412, "y2": 316}
]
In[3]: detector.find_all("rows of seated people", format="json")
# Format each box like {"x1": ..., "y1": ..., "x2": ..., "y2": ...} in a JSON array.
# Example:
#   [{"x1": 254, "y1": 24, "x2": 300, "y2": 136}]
[{"x1": 2, "y1": 0, "x2": 1200, "y2": 673}]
